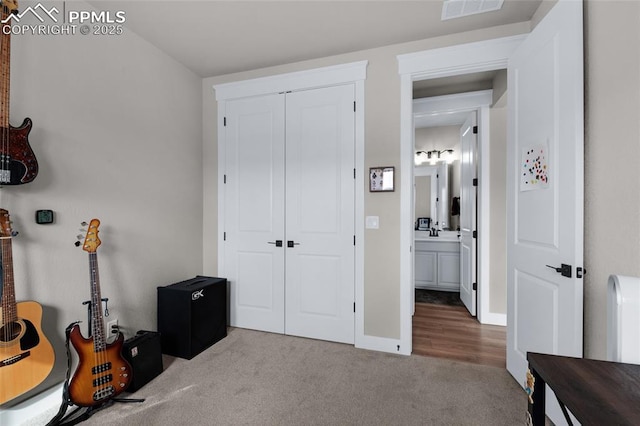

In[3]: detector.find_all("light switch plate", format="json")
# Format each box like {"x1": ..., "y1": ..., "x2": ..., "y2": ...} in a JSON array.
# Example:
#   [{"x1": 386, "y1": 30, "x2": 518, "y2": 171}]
[{"x1": 365, "y1": 216, "x2": 379, "y2": 229}]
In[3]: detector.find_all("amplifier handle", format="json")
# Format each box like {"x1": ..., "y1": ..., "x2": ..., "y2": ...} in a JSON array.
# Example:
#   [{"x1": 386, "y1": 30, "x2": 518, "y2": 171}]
[{"x1": 185, "y1": 279, "x2": 208, "y2": 287}]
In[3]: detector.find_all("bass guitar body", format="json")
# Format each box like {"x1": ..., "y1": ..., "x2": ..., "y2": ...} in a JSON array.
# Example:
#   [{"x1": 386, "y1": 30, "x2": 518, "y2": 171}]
[
  {"x1": 0, "y1": 300, "x2": 55, "y2": 405},
  {"x1": 68, "y1": 324, "x2": 132, "y2": 407},
  {"x1": 2, "y1": 117, "x2": 38, "y2": 185}
]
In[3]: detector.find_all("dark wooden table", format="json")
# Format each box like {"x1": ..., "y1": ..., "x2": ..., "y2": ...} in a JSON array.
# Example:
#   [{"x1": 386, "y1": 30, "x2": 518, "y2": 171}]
[{"x1": 527, "y1": 352, "x2": 640, "y2": 425}]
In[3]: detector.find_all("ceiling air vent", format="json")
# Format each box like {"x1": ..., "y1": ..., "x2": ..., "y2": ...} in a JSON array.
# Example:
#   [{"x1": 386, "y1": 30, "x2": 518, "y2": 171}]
[{"x1": 441, "y1": 0, "x2": 505, "y2": 20}]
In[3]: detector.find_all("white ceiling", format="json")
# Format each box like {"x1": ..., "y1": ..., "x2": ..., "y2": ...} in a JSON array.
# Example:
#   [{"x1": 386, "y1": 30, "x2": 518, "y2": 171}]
[{"x1": 88, "y1": 0, "x2": 542, "y2": 78}]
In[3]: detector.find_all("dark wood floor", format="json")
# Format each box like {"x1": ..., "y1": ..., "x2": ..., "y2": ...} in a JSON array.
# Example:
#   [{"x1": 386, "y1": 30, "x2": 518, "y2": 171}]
[{"x1": 412, "y1": 302, "x2": 506, "y2": 368}]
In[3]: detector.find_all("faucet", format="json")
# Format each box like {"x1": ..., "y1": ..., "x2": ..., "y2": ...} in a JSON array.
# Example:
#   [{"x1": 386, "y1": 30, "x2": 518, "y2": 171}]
[{"x1": 430, "y1": 227, "x2": 439, "y2": 237}]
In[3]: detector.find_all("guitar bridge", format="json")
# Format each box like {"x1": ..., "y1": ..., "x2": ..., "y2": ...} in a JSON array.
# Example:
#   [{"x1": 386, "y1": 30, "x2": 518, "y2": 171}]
[
  {"x1": 92, "y1": 385, "x2": 115, "y2": 401},
  {"x1": 0, "y1": 351, "x2": 30, "y2": 367}
]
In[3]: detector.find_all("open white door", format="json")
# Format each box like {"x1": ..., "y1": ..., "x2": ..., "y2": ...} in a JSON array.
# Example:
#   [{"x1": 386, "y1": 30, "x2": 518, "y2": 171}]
[
  {"x1": 459, "y1": 113, "x2": 477, "y2": 316},
  {"x1": 506, "y1": 0, "x2": 584, "y2": 414}
]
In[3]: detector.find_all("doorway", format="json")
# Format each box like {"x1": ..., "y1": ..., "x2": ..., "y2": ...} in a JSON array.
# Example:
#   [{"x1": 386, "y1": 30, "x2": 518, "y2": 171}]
[
  {"x1": 411, "y1": 85, "x2": 507, "y2": 366},
  {"x1": 397, "y1": 34, "x2": 527, "y2": 357},
  {"x1": 412, "y1": 86, "x2": 504, "y2": 321}
]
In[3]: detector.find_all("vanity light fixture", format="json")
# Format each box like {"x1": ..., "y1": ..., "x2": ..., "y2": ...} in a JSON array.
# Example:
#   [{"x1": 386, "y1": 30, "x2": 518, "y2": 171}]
[
  {"x1": 415, "y1": 149, "x2": 454, "y2": 165},
  {"x1": 415, "y1": 150, "x2": 429, "y2": 165}
]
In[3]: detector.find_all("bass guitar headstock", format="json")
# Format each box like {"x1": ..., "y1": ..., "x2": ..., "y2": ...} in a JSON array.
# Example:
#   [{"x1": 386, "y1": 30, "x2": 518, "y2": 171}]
[{"x1": 81, "y1": 219, "x2": 101, "y2": 253}]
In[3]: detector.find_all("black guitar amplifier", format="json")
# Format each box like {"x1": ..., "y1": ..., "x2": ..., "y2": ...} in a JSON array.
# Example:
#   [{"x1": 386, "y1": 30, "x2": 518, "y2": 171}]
[
  {"x1": 122, "y1": 330, "x2": 163, "y2": 392},
  {"x1": 157, "y1": 276, "x2": 227, "y2": 359}
]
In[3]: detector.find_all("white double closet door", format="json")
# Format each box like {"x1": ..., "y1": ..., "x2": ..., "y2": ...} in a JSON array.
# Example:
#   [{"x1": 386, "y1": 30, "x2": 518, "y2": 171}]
[{"x1": 224, "y1": 84, "x2": 355, "y2": 344}]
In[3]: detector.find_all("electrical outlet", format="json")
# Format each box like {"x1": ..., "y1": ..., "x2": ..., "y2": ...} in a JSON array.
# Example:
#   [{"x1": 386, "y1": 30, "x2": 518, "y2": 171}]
[{"x1": 106, "y1": 319, "x2": 119, "y2": 336}]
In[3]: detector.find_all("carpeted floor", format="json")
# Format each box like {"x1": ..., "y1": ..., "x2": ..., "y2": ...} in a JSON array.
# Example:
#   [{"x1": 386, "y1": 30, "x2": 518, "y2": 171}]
[
  {"x1": 47, "y1": 327, "x2": 528, "y2": 426},
  {"x1": 415, "y1": 289, "x2": 464, "y2": 306}
]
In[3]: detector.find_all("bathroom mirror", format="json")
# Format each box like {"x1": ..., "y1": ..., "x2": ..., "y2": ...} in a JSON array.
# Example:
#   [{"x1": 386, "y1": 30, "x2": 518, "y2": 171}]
[{"x1": 415, "y1": 163, "x2": 449, "y2": 229}]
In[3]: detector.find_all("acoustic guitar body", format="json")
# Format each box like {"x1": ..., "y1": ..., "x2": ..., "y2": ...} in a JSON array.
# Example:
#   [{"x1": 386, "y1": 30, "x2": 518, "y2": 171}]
[
  {"x1": 68, "y1": 324, "x2": 132, "y2": 407},
  {"x1": 0, "y1": 300, "x2": 55, "y2": 405},
  {"x1": 1, "y1": 118, "x2": 38, "y2": 185}
]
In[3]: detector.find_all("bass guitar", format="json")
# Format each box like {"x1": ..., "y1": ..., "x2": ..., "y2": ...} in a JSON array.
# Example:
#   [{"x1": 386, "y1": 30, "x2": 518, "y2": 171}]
[
  {"x1": 68, "y1": 219, "x2": 131, "y2": 406},
  {"x1": 0, "y1": 208, "x2": 54, "y2": 405},
  {"x1": 0, "y1": 0, "x2": 39, "y2": 185}
]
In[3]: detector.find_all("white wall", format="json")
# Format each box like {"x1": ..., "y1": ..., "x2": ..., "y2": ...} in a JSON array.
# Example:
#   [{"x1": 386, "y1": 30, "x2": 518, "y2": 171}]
[
  {"x1": 0, "y1": 0, "x2": 202, "y2": 412},
  {"x1": 584, "y1": 0, "x2": 640, "y2": 360}
]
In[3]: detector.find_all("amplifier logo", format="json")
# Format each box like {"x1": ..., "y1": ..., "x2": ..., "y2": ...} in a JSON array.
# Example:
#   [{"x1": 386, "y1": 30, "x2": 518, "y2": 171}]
[{"x1": 192, "y1": 290, "x2": 205, "y2": 301}]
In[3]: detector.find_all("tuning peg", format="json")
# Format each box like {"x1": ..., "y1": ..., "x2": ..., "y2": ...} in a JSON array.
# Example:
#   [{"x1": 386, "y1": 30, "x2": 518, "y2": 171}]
[
  {"x1": 74, "y1": 241, "x2": 81, "y2": 247},
  {"x1": 11, "y1": 231, "x2": 18, "y2": 237},
  {"x1": 81, "y1": 221, "x2": 88, "y2": 227},
  {"x1": 77, "y1": 234, "x2": 84, "y2": 240}
]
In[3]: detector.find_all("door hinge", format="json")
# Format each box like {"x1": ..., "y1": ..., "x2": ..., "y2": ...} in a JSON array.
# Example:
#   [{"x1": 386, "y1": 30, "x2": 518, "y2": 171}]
[
  {"x1": 223, "y1": 117, "x2": 226, "y2": 126},
  {"x1": 353, "y1": 235, "x2": 356, "y2": 246},
  {"x1": 353, "y1": 101, "x2": 356, "y2": 112},
  {"x1": 354, "y1": 168, "x2": 356, "y2": 179},
  {"x1": 473, "y1": 125, "x2": 478, "y2": 134},
  {"x1": 223, "y1": 232, "x2": 226, "y2": 241},
  {"x1": 223, "y1": 174, "x2": 227, "y2": 184},
  {"x1": 472, "y1": 230, "x2": 477, "y2": 238},
  {"x1": 472, "y1": 178, "x2": 478, "y2": 187},
  {"x1": 353, "y1": 302, "x2": 356, "y2": 313},
  {"x1": 472, "y1": 282, "x2": 477, "y2": 291}
]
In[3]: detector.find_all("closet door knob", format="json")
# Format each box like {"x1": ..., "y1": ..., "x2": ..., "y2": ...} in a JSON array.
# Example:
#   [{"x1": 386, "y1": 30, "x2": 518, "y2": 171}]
[
  {"x1": 268, "y1": 240, "x2": 283, "y2": 247},
  {"x1": 287, "y1": 241, "x2": 300, "y2": 248}
]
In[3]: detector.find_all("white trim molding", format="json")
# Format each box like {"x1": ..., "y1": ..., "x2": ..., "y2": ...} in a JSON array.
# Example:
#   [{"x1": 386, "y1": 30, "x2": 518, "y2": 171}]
[
  {"x1": 214, "y1": 61, "x2": 368, "y2": 101},
  {"x1": 398, "y1": 35, "x2": 526, "y2": 79}
]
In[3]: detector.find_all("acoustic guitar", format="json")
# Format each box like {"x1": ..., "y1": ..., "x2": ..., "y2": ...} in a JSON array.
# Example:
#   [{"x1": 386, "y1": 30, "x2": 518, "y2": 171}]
[
  {"x1": 0, "y1": 209, "x2": 54, "y2": 405},
  {"x1": 0, "y1": 0, "x2": 39, "y2": 185},
  {"x1": 68, "y1": 219, "x2": 132, "y2": 406}
]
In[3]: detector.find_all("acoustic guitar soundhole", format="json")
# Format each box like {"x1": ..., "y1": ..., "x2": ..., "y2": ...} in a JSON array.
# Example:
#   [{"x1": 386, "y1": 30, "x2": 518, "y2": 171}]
[{"x1": 0, "y1": 321, "x2": 23, "y2": 342}]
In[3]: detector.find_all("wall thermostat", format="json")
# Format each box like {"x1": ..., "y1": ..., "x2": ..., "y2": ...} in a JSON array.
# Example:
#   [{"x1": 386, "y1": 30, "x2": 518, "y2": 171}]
[{"x1": 35, "y1": 210, "x2": 54, "y2": 224}]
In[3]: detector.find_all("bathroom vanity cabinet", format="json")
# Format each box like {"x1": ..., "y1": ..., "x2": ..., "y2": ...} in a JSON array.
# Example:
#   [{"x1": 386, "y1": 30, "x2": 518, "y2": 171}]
[{"x1": 414, "y1": 238, "x2": 460, "y2": 291}]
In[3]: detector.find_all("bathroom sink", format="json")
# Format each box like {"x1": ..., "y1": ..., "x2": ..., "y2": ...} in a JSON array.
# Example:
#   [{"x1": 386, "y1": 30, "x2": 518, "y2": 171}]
[{"x1": 414, "y1": 230, "x2": 460, "y2": 241}]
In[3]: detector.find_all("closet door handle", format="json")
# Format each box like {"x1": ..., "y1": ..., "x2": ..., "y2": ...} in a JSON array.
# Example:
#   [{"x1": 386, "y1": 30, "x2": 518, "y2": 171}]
[
  {"x1": 287, "y1": 240, "x2": 300, "y2": 248},
  {"x1": 268, "y1": 240, "x2": 283, "y2": 247}
]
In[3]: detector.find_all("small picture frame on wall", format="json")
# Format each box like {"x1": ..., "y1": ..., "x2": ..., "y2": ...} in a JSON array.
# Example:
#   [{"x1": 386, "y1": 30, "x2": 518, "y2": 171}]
[{"x1": 369, "y1": 167, "x2": 394, "y2": 192}]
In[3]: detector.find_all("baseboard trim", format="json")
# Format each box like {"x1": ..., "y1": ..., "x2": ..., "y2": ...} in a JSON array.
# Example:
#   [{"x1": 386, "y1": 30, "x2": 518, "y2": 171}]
[
  {"x1": 480, "y1": 311, "x2": 507, "y2": 326},
  {"x1": 356, "y1": 334, "x2": 411, "y2": 356}
]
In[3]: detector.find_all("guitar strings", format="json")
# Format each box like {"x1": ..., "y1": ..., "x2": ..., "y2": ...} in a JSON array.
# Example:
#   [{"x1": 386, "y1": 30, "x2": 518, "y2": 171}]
[
  {"x1": 89, "y1": 251, "x2": 102, "y2": 398},
  {"x1": 1, "y1": 226, "x2": 15, "y2": 346},
  {"x1": 90, "y1": 249, "x2": 108, "y2": 399}
]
